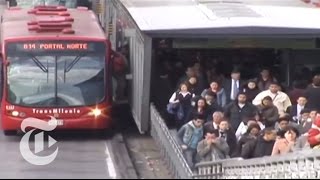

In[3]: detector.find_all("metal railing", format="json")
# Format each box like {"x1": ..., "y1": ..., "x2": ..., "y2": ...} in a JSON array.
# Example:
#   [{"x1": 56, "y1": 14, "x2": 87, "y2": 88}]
[
  {"x1": 150, "y1": 104, "x2": 320, "y2": 179},
  {"x1": 150, "y1": 104, "x2": 193, "y2": 179},
  {"x1": 194, "y1": 149, "x2": 320, "y2": 179}
]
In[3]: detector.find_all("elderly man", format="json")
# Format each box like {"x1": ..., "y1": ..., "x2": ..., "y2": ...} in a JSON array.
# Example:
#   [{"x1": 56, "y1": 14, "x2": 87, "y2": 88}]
[{"x1": 203, "y1": 111, "x2": 224, "y2": 135}]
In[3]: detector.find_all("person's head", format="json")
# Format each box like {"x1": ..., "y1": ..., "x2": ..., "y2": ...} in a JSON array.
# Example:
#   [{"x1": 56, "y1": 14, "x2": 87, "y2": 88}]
[
  {"x1": 263, "y1": 128, "x2": 277, "y2": 141},
  {"x1": 284, "y1": 126, "x2": 300, "y2": 142},
  {"x1": 188, "y1": 76, "x2": 197, "y2": 85},
  {"x1": 269, "y1": 82, "x2": 280, "y2": 94},
  {"x1": 196, "y1": 97, "x2": 207, "y2": 109},
  {"x1": 205, "y1": 130, "x2": 219, "y2": 140},
  {"x1": 179, "y1": 83, "x2": 189, "y2": 92},
  {"x1": 193, "y1": 114, "x2": 205, "y2": 128},
  {"x1": 297, "y1": 96, "x2": 307, "y2": 106},
  {"x1": 247, "y1": 119, "x2": 258, "y2": 126},
  {"x1": 312, "y1": 74, "x2": 320, "y2": 87},
  {"x1": 210, "y1": 81, "x2": 220, "y2": 91},
  {"x1": 310, "y1": 110, "x2": 318, "y2": 121},
  {"x1": 300, "y1": 109, "x2": 311, "y2": 121},
  {"x1": 262, "y1": 96, "x2": 273, "y2": 107},
  {"x1": 219, "y1": 119, "x2": 230, "y2": 131},
  {"x1": 237, "y1": 92, "x2": 247, "y2": 104},
  {"x1": 212, "y1": 111, "x2": 224, "y2": 124},
  {"x1": 278, "y1": 117, "x2": 289, "y2": 130},
  {"x1": 247, "y1": 123, "x2": 261, "y2": 136},
  {"x1": 247, "y1": 80, "x2": 257, "y2": 90},
  {"x1": 204, "y1": 91, "x2": 217, "y2": 105},
  {"x1": 186, "y1": 66, "x2": 196, "y2": 78},
  {"x1": 260, "y1": 68, "x2": 271, "y2": 78},
  {"x1": 231, "y1": 69, "x2": 241, "y2": 80}
]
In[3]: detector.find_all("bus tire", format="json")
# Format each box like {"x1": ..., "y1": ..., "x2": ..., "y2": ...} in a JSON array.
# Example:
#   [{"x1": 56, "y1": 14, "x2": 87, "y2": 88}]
[{"x1": 4, "y1": 130, "x2": 17, "y2": 136}]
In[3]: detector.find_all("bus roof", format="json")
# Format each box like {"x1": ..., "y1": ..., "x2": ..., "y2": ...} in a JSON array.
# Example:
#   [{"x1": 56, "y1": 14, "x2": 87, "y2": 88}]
[
  {"x1": 1, "y1": 7, "x2": 106, "y2": 41},
  {"x1": 120, "y1": 0, "x2": 320, "y2": 37}
]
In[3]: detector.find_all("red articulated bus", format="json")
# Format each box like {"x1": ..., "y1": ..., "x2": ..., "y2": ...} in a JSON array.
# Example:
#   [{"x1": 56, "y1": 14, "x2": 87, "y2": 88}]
[{"x1": 1, "y1": 6, "x2": 113, "y2": 135}]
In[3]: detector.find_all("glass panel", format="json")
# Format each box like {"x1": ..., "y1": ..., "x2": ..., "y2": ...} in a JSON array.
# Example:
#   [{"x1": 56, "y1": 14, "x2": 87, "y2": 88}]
[{"x1": 7, "y1": 55, "x2": 105, "y2": 107}]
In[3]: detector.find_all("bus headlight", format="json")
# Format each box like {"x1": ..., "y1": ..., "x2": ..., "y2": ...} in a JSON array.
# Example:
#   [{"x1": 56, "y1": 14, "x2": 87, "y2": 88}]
[
  {"x1": 11, "y1": 111, "x2": 19, "y2": 117},
  {"x1": 7, "y1": 110, "x2": 26, "y2": 118},
  {"x1": 89, "y1": 109, "x2": 102, "y2": 117}
]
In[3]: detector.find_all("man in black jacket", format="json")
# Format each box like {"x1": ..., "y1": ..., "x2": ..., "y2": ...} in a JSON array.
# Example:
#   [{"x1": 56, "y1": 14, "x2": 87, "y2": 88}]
[
  {"x1": 241, "y1": 128, "x2": 276, "y2": 159},
  {"x1": 286, "y1": 96, "x2": 307, "y2": 123},
  {"x1": 218, "y1": 119, "x2": 237, "y2": 157},
  {"x1": 224, "y1": 92, "x2": 258, "y2": 131}
]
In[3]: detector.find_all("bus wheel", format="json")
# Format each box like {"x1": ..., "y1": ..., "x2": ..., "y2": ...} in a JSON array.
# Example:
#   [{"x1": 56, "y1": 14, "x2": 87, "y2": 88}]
[{"x1": 4, "y1": 130, "x2": 17, "y2": 136}]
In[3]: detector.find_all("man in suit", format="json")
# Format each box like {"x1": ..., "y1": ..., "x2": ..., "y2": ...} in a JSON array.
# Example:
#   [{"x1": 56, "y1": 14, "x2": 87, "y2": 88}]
[
  {"x1": 223, "y1": 69, "x2": 244, "y2": 104},
  {"x1": 218, "y1": 119, "x2": 237, "y2": 157},
  {"x1": 297, "y1": 109, "x2": 313, "y2": 135},
  {"x1": 286, "y1": 96, "x2": 307, "y2": 123}
]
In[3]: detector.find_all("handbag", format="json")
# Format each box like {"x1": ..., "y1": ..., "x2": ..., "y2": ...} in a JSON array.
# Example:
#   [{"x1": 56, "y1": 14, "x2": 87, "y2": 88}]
[{"x1": 167, "y1": 103, "x2": 179, "y2": 114}]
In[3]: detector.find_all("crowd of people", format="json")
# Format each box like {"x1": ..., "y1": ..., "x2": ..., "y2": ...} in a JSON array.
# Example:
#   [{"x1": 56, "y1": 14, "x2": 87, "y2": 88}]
[{"x1": 162, "y1": 61, "x2": 320, "y2": 169}]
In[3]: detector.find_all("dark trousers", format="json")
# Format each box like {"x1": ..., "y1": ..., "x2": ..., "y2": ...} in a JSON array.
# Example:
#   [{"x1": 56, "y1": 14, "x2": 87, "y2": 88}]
[{"x1": 183, "y1": 148, "x2": 197, "y2": 169}]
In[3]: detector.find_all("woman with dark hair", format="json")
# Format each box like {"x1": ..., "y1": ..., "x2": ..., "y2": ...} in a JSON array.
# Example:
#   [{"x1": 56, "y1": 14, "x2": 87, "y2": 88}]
[
  {"x1": 242, "y1": 79, "x2": 260, "y2": 103},
  {"x1": 186, "y1": 97, "x2": 209, "y2": 123},
  {"x1": 305, "y1": 74, "x2": 320, "y2": 110},
  {"x1": 271, "y1": 126, "x2": 305, "y2": 156},
  {"x1": 256, "y1": 96, "x2": 279, "y2": 128},
  {"x1": 201, "y1": 80, "x2": 227, "y2": 107},
  {"x1": 186, "y1": 76, "x2": 202, "y2": 96}
]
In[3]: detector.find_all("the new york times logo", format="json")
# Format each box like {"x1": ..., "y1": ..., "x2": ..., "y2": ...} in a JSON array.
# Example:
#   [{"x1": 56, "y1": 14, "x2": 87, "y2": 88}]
[{"x1": 19, "y1": 117, "x2": 59, "y2": 166}]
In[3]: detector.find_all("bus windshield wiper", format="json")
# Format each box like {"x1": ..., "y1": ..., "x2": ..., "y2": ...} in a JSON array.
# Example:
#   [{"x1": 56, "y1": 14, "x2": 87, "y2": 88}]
[
  {"x1": 64, "y1": 55, "x2": 83, "y2": 73},
  {"x1": 31, "y1": 56, "x2": 49, "y2": 73},
  {"x1": 63, "y1": 55, "x2": 83, "y2": 83}
]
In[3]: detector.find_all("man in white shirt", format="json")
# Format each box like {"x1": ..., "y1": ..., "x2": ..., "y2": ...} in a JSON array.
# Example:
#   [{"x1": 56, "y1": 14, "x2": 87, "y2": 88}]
[{"x1": 253, "y1": 82, "x2": 292, "y2": 117}]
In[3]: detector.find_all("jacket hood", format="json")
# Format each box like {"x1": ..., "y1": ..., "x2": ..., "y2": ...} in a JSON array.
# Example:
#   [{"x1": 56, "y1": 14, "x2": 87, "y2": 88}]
[{"x1": 188, "y1": 121, "x2": 202, "y2": 130}]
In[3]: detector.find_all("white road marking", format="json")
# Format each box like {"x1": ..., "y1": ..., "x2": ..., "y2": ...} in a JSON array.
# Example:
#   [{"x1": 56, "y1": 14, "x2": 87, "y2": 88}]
[{"x1": 105, "y1": 143, "x2": 117, "y2": 179}]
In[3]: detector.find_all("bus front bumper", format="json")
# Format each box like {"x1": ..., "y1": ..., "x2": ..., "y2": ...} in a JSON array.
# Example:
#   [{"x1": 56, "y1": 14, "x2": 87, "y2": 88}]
[{"x1": 1, "y1": 116, "x2": 113, "y2": 131}]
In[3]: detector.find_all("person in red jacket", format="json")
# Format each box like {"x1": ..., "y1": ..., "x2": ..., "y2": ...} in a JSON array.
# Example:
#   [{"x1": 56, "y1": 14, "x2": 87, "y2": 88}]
[
  {"x1": 308, "y1": 117, "x2": 320, "y2": 149},
  {"x1": 111, "y1": 49, "x2": 128, "y2": 101}
]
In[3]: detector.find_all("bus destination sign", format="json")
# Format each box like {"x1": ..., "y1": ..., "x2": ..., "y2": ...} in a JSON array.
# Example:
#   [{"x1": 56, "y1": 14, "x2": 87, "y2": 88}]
[
  {"x1": 23, "y1": 43, "x2": 89, "y2": 50},
  {"x1": 6, "y1": 41, "x2": 105, "y2": 54}
]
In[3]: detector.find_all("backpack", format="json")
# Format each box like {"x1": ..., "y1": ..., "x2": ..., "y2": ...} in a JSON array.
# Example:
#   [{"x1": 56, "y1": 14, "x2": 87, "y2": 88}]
[{"x1": 112, "y1": 51, "x2": 127, "y2": 74}]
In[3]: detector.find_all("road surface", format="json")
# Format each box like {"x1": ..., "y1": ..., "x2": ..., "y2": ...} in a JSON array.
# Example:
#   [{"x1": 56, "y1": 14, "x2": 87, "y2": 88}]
[{"x1": 0, "y1": 132, "x2": 119, "y2": 179}]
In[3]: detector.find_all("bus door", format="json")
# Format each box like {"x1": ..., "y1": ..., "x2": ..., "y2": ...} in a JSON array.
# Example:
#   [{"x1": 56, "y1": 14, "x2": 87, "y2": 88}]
[{"x1": 123, "y1": 28, "x2": 152, "y2": 133}]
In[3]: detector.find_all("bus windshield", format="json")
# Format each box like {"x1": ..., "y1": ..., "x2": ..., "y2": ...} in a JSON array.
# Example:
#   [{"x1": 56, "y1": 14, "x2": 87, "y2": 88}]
[
  {"x1": 7, "y1": 55, "x2": 105, "y2": 107},
  {"x1": 15, "y1": 0, "x2": 91, "y2": 8}
]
